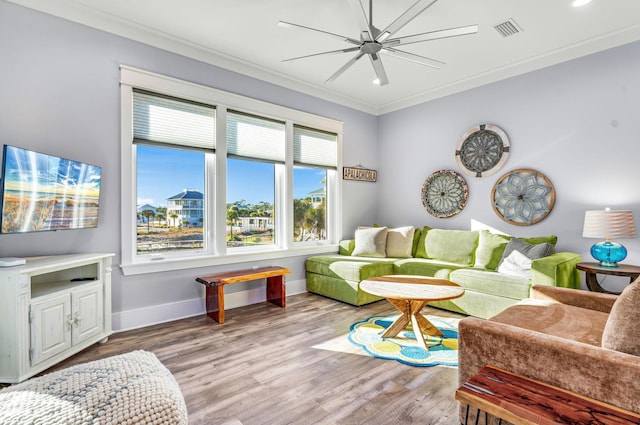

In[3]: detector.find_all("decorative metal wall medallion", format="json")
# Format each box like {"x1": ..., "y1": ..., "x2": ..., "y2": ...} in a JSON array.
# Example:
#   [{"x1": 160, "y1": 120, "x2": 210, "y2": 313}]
[
  {"x1": 421, "y1": 170, "x2": 469, "y2": 218},
  {"x1": 456, "y1": 124, "x2": 510, "y2": 178},
  {"x1": 491, "y1": 168, "x2": 556, "y2": 226}
]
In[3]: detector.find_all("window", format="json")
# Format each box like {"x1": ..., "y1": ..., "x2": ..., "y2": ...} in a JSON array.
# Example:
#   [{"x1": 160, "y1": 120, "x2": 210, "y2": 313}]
[
  {"x1": 293, "y1": 167, "x2": 327, "y2": 241},
  {"x1": 227, "y1": 158, "x2": 275, "y2": 247},
  {"x1": 293, "y1": 125, "x2": 337, "y2": 242},
  {"x1": 136, "y1": 145, "x2": 206, "y2": 253},
  {"x1": 226, "y1": 111, "x2": 284, "y2": 249},
  {"x1": 120, "y1": 66, "x2": 342, "y2": 275},
  {"x1": 132, "y1": 89, "x2": 214, "y2": 257}
]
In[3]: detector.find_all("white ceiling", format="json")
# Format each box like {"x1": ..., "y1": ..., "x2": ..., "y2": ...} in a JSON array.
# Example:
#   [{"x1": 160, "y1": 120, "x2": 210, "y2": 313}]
[{"x1": 8, "y1": 0, "x2": 640, "y2": 114}]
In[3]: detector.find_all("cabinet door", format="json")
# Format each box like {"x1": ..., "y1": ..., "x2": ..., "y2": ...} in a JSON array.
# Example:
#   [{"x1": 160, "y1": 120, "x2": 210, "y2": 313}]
[
  {"x1": 72, "y1": 283, "x2": 104, "y2": 345},
  {"x1": 30, "y1": 293, "x2": 72, "y2": 366}
]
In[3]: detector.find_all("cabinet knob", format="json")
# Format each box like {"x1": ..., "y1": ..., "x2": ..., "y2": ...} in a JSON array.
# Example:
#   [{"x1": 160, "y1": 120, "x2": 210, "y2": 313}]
[{"x1": 66, "y1": 314, "x2": 74, "y2": 329}]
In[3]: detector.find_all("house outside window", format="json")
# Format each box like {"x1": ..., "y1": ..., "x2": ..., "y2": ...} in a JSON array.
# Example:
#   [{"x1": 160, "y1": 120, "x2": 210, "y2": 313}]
[
  {"x1": 120, "y1": 66, "x2": 342, "y2": 274},
  {"x1": 167, "y1": 189, "x2": 204, "y2": 227}
]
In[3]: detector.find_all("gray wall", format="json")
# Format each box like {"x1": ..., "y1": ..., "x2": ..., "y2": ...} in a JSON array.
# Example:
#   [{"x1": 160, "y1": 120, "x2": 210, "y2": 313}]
[
  {"x1": 377, "y1": 40, "x2": 640, "y2": 291},
  {"x1": 2, "y1": 1, "x2": 639, "y2": 323},
  {"x1": 0, "y1": 2, "x2": 378, "y2": 327}
]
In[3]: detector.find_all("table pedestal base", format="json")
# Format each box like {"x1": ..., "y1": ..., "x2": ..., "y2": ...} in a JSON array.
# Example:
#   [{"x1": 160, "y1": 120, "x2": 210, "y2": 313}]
[{"x1": 383, "y1": 299, "x2": 443, "y2": 350}]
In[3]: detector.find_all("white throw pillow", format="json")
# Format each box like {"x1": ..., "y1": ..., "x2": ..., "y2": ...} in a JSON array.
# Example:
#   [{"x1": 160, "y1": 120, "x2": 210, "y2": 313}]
[
  {"x1": 385, "y1": 226, "x2": 415, "y2": 258},
  {"x1": 497, "y1": 250, "x2": 533, "y2": 279},
  {"x1": 352, "y1": 226, "x2": 388, "y2": 258}
]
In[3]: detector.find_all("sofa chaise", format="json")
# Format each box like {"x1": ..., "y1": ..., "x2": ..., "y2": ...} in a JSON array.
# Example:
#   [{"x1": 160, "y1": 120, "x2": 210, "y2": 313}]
[
  {"x1": 305, "y1": 226, "x2": 582, "y2": 319},
  {"x1": 458, "y1": 283, "x2": 640, "y2": 422}
]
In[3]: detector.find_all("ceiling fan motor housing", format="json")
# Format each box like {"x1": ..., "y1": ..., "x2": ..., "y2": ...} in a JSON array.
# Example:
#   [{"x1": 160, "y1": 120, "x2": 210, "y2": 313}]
[{"x1": 361, "y1": 42, "x2": 383, "y2": 54}]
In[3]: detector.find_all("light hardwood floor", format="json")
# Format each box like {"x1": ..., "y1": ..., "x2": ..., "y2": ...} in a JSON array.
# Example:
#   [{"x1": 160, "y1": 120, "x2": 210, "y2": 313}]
[{"x1": 50, "y1": 293, "x2": 465, "y2": 425}]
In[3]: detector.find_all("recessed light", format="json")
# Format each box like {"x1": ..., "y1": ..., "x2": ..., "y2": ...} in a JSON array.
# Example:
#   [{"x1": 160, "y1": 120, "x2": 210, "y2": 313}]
[
  {"x1": 572, "y1": 0, "x2": 592, "y2": 7},
  {"x1": 373, "y1": 78, "x2": 381, "y2": 85}
]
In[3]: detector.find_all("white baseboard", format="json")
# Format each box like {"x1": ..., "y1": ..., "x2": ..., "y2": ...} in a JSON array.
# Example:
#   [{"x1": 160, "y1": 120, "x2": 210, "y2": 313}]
[{"x1": 112, "y1": 278, "x2": 307, "y2": 332}]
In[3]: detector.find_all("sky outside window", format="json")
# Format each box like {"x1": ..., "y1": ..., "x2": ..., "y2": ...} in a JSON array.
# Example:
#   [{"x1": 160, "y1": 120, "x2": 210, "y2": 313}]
[{"x1": 137, "y1": 146, "x2": 326, "y2": 207}]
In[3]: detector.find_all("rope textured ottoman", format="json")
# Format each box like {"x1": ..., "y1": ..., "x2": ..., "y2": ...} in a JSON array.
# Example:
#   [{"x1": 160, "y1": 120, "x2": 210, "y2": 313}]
[{"x1": 0, "y1": 350, "x2": 188, "y2": 425}]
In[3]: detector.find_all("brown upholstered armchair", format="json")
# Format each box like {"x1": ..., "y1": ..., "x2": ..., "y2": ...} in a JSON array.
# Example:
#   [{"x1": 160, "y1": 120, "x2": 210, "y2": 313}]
[{"x1": 458, "y1": 284, "x2": 640, "y2": 422}]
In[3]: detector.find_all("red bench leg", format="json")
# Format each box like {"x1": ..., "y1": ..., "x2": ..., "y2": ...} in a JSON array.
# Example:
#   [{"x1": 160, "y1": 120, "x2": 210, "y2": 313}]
[
  {"x1": 266, "y1": 275, "x2": 286, "y2": 308},
  {"x1": 206, "y1": 284, "x2": 225, "y2": 323}
]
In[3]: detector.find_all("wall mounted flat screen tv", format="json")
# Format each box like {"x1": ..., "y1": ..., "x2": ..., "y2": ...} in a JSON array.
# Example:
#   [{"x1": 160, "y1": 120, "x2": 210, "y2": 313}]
[{"x1": 0, "y1": 145, "x2": 102, "y2": 233}]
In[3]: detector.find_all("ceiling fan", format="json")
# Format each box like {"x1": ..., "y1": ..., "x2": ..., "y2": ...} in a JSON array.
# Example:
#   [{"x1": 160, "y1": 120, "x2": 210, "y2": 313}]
[{"x1": 277, "y1": 0, "x2": 478, "y2": 86}]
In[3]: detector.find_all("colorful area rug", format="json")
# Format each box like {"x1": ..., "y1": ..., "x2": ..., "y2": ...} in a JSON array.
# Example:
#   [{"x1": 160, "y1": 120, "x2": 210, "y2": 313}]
[{"x1": 348, "y1": 314, "x2": 459, "y2": 367}]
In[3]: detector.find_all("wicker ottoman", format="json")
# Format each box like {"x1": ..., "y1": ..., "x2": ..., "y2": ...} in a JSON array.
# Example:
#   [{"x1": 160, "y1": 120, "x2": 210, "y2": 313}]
[{"x1": 0, "y1": 350, "x2": 187, "y2": 425}]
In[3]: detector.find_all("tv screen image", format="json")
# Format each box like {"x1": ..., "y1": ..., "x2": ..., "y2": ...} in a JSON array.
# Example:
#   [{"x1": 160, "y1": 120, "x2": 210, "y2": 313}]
[{"x1": 0, "y1": 145, "x2": 102, "y2": 233}]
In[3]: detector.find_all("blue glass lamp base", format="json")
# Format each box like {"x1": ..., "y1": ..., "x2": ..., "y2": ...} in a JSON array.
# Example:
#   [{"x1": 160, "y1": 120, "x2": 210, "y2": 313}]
[{"x1": 590, "y1": 241, "x2": 627, "y2": 267}]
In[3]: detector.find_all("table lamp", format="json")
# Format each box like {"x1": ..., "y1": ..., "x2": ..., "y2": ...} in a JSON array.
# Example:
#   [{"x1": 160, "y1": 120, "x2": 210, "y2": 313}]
[{"x1": 582, "y1": 209, "x2": 636, "y2": 267}]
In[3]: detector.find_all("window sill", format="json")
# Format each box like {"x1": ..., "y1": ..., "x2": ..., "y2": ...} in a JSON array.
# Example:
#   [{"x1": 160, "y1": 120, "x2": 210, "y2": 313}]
[{"x1": 119, "y1": 244, "x2": 339, "y2": 276}]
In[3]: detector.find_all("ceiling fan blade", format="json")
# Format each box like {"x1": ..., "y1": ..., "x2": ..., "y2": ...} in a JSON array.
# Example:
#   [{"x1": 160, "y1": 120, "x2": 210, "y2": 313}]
[
  {"x1": 369, "y1": 53, "x2": 389, "y2": 86},
  {"x1": 376, "y1": 0, "x2": 439, "y2": 42},
  {"x1": 282, "y1": 47, "x2": 360, "y2": 62},
  {"x1": 381, "y1": 47, "x2": 444, "y2": 69},
  {"x1": 384, "y1": 25, "x2": 479, "y2": 47},
  {"x1": 277, "y1": 21, "x2": 361, "y2": 45},
  {"x1": 347, "y1": 0, "x2": 373, "y2": 41},
  {"x1": 325, "y1": 52, "x2": 365, "y2": 83}
]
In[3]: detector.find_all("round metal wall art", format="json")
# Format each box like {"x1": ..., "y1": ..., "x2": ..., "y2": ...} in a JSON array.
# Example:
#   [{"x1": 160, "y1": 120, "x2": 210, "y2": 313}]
[
  {"x1": 455, "y1": 124, "x2": 510, "y2": 178},
  {"x1": 421, "y1": 170, "x2": 469, "y2": 218},
  {"x1": 491, "y1": 168, "x2": 556, "y2": 226}
]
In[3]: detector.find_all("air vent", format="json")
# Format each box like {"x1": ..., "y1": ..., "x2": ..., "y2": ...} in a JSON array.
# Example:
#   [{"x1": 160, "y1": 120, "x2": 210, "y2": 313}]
[{"x1": 493, "y1": 19, "x2": 522, "y2": 37}]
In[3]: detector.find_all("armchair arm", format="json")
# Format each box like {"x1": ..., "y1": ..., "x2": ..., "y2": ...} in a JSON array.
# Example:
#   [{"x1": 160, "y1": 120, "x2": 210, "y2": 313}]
[
  {"x1": 531, "y1": 285, "x2": 617, "y2": 313},
  {"x1": 459, "y1": 317, "x2": 640, "y2": 413},
  {"x1": 531, "y1": 252, "x2": 582, "y2": 289}
]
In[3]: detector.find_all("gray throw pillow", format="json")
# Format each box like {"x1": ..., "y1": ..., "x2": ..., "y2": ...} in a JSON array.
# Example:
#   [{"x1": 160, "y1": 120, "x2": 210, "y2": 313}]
[
  {"x1": 498, "y1": 237, "x2": 554, "y2": 267},
  {"x1": 602, "y1": 279, "x2": 640, "y2": 355}
]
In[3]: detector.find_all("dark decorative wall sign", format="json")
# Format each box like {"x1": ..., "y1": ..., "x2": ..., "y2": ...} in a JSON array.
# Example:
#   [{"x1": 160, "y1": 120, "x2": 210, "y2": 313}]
[
  {"x1": 492, "y1": 168, "x2": 556, "y2": 226},
  {"x1": 421, "y1": 170, "x2": 469, "y2": 218},
  {"x1": 343, "y1": 166, "x2": 377, "y2": 182},
  {"x1": 455, "y1": 124, "x2": 510, "y2": 178}
]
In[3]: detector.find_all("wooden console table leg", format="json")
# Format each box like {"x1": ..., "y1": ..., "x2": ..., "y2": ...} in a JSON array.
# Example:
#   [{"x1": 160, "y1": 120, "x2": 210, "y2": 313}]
[
  {"x1": 206, "y1": 284, "x2": 225, "y2": 324},
  {"x1": 266, "y1": 275, "x2": 286, "y2": 307}
]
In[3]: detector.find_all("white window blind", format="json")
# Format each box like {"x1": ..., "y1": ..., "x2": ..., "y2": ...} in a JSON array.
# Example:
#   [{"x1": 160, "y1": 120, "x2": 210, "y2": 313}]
[
  {"x1": 227, "y1": 110, "x2": 285, "y2": 163},
  {"x1": 294, "y1": 125, "x2": 337, "y2": 169},
  {"x1": 133, "y1": 89, "x2": 216, "y2": 151}
]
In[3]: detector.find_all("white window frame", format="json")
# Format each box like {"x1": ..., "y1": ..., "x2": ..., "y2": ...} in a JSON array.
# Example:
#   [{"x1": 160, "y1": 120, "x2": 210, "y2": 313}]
[{"x1": 120, "y1": 66, "x2": 342, "y2": 275}]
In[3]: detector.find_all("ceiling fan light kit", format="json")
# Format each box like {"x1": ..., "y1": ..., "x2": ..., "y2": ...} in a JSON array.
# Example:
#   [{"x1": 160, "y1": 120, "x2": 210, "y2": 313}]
[{"x1": 278, "y1": 0, "x2": 478, "y2": 86}]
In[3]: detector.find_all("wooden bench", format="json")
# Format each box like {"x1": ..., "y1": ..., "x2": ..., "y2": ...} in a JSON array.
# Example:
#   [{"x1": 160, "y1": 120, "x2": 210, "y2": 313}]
[
  {"x1": 195, "y1": 266, "x2": 290, "y2": 324},
  {"x1": 455, "y1": 365, "x2": 640, "y2": 425}
]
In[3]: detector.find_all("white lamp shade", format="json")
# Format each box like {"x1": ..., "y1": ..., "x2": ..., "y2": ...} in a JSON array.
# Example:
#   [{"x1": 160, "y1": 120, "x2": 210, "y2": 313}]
[{"x1": 582, "y1": 210, "x2": 636, "y2": 239}]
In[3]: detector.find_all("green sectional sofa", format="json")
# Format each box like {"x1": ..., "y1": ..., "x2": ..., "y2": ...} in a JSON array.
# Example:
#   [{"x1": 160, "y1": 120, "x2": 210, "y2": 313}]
[{"x1": 305, "y1": 226, "x2": 582, "y2": 319}]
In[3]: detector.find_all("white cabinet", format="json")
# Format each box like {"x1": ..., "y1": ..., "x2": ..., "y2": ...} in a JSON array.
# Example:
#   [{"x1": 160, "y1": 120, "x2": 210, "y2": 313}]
[
  {"x1": 0, "y1": 253, "x2": 114, "y2": 383},
  {"x1": 30, "y1": 282, "x2": 104, "y2": 366}
]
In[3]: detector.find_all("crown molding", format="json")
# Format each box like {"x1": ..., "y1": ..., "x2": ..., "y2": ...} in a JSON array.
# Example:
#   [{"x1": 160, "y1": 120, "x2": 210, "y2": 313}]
[
  {"x1": 5, "y1": 0, "x2": 379, "y2": 114},
  {"x1": 6, "y1": 0, "x2": 640, "y2": 116}
]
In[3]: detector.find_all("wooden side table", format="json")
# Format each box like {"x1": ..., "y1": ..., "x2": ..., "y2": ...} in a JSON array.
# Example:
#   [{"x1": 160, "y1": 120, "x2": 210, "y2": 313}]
[{"x1": 576, "y1": 262, "x2": 640, "y2": 294}]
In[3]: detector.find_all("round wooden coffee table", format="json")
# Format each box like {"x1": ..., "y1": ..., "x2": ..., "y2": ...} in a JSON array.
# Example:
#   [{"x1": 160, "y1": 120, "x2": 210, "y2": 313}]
[{"x1": 360, "y1": 275, "x2": 465, "y2": 350}]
